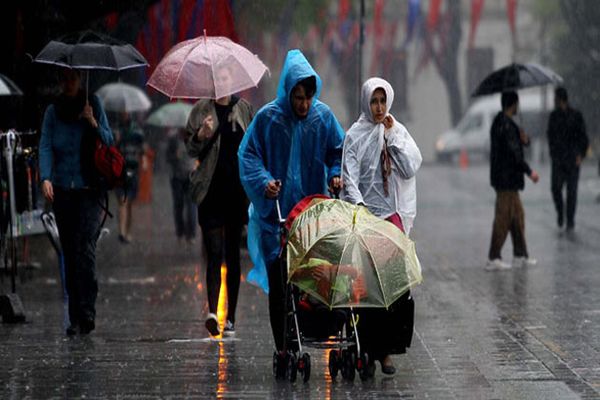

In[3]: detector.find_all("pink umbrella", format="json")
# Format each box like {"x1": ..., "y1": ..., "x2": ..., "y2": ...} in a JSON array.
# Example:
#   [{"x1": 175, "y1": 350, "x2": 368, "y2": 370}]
[{"x1": 147, "y1": 34, "x2": 269, "y2": 100}]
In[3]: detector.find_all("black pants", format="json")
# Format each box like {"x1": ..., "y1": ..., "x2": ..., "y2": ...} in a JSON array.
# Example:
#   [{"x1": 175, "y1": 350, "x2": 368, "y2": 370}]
[
  {"x1": 53, "y1": 188, "x2": 102, "y2": 326},
  {"x1": 170, "y1": 177, "x2": 196, "y2": 239},
  {"x1": 551, "y1": 163, "x2": 580, "y2": 227},
  {"x1": 267, "y1": 254, "x2": 287, "y2": 351},
  {"x1": 201, "y1": 223, "x2": 242, "y2": 323},
  {"x1": 357, "y1": 291, "x2": 414, "y2": 360}
]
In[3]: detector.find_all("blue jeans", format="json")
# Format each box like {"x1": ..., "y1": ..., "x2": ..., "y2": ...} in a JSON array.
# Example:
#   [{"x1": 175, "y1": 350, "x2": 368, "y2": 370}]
[{"x1": 53, "y1": 187, "x2": 102, "y2": 325}]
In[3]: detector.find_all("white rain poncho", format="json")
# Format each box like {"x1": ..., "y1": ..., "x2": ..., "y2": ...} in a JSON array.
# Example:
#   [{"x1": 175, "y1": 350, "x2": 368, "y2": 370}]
[{"x1": 341, "y1": 77, "x2": 422, "y2": 233}]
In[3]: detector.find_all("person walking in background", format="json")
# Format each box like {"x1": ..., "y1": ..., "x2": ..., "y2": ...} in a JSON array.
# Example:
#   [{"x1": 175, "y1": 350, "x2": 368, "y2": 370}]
[
  {"x1": 238, "y1": 49, "x2": 344, "y2": 360},
  {"x1": 185, "y1": 65, "x2": 253, "y2": 337},
  {"x1": 547, "y1": 87, "x2": 589, "y2": 231},
  {"x1": 39, "y1": 68, "x2": 114, "y2": 335},
  {"x1": 342, "y1": 77, "x2": 421, "y2": 376},
  {"x1": 114, "y1": 112, "x2": 145, "y2": 244},
  {"x1": 166, "y1": 128, "x2": 196, "y2": 245},
  {"x1": 486, "y1": 91, "x2": 539, "y2": 271}
]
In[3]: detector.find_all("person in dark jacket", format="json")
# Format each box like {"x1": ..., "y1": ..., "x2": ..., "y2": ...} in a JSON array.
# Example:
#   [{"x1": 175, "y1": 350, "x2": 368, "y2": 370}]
[
  {"x1": 486, "y1": 91, "x2": 539, "y2": 271},
  {"x1": 547, "y1": 87, "x2": 589, "y2": 231},
  {"x1": 39, "y1": 68, "x2": 114, "y2": 335}
]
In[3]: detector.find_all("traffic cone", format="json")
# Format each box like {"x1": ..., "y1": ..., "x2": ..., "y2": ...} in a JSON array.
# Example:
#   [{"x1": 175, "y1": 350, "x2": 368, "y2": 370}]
[{"x1": 459, "y1": 148, "x2": 469, "y2": 170}]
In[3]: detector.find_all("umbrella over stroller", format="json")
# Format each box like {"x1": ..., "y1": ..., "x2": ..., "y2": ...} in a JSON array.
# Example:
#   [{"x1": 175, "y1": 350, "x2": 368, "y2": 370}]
[
  {"x1": 147, "y1": 32, "x2": 269, "y2": 99},
  {"x1": 472, "y1": 62, "x2": 563, "y2": 97},
  {"x1": 286, "y1": 198, "x2": 422, "y2": 309}
]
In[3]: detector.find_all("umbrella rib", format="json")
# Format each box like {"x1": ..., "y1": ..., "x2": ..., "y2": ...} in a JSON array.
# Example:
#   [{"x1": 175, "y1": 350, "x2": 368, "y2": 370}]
[
  {"x1": 357, "y1": 232, "x2": 389, "y2": 308},
  {"x1": 328, "y1": 229, "x2": 358, "y2": 309},
  {"x1": 205, "y1": 37, "x2": 217, "y2": 99},
  {"x1": 170, "y1": 41, "x2": 200, "y2": 99}
]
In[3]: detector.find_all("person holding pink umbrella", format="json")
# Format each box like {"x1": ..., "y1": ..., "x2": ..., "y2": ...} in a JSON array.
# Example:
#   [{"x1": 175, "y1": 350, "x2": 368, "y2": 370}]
[
  {"x1": 148, "y1": 33, "x2": 268, "y2": 337},
  {"x1": 185, "y1": 64, "x2": 253, "y2": 337}
]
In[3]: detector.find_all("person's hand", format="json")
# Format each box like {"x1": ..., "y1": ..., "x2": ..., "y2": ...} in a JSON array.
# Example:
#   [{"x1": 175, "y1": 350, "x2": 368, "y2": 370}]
[
  {"x1": 519, "y1": 129, "x2": 530, "y2": 145},
  {"x1": 265, "y1": 179, "x2": 281, "y2": 199},
  {"x1": 328, "y1": 176, "x2": 342, "y2": 196},
  {"x1": 197, "y1": 115, "x2": 215, "y2": 140},
  {"x1": 529, "y1": 170, "x2": 539, "y2": 183},
  {"x1": 383, "y1": 115, "x2": 394, "y2": 130},
  {"x1": 42, "y1": 180, "x2": 54, "y2": 202},
  {"x1": 80, "y1": 103, "x2": 98, "y2": 129},
  {"x1": 576, "y1": 155, "x2": 582, "y2": 167}
]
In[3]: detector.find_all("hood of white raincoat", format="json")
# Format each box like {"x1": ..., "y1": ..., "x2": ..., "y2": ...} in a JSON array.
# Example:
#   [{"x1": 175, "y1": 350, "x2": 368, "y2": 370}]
[
  {"x1": 341, "y1": 77, "x2": 422, "y2": 234},
  {"x1": 360, "y1": 77, "x2": 394, "y2": 122}
]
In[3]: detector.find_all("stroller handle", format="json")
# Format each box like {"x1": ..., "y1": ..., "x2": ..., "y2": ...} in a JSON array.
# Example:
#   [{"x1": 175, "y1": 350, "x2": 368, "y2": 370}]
[{"x1": 275, "y1": 198, "x2": 286, "y2": 225}]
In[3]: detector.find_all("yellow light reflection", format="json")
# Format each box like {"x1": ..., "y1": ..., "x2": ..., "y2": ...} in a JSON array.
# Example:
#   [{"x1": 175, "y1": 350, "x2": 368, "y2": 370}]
[{"x1": 216, "y1": 264, "x2": 228, "y2": 398}]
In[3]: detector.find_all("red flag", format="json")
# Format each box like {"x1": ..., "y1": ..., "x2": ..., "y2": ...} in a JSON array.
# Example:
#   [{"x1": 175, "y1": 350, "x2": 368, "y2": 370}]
[
  {"x1": 105, "y1": 12, "x2": 119, "y2": 32},
  {"x1": 468, "y1": 0, "x2": 485, "y2": 48},
  {"x1": 203, "y1": 0, "x2": 239, "y2": 42},
  {"x1": 506, "y1": 0, "x2": 517, "y2": 36},
  {"x1": 338, "y1": 0, "x2": 351, "y2": 22},
  {"x1": 428, "y1": 0, "x2": 443, "y2": 30}
]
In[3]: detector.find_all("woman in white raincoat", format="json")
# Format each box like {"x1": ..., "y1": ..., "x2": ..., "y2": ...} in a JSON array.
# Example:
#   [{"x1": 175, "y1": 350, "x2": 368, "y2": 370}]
[{"x1": 341, "y1": 77, "x2": 422, "y2": 376}]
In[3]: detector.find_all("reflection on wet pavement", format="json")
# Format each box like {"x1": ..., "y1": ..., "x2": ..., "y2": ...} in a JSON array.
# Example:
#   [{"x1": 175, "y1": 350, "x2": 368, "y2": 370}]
[{"x1": 1, "y1": 166, "x2": 599, "y2": 399}]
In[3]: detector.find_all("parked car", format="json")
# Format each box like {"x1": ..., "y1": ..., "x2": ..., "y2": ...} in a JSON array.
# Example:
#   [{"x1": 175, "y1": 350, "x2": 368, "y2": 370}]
[{"x1": 435, "y1": 91, "x2": 551, "y2": 162}]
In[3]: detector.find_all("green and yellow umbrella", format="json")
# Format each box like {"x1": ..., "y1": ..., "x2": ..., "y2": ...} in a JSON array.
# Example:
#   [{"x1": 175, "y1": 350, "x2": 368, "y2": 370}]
[{"x1": 286, "y1": 199, "x2": 422, "y2": 309}]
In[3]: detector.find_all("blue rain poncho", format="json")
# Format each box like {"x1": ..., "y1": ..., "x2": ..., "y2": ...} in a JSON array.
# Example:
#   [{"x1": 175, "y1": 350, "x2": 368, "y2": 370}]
[{"x1": 238, "y1": 49, "x2": 345, "y2": 293}]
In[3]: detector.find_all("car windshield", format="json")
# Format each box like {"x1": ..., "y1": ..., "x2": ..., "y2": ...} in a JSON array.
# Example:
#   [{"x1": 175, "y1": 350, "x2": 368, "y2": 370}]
[{"x1": 456, "y1": 113, "x2": 483, "y2": 134}]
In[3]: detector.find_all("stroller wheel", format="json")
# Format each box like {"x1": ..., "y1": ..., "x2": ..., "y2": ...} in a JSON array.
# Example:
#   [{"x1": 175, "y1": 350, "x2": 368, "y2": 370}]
[
  {"x1": 341, "y1": 350, "x2": 356, "y2": 381},
  {"x1": 287, "y1": 352, "x2": 298, "y2": 383},
  {"x1": 328, "y1": 350, "x2": 339, "y2": 379},
  {"x1": 358, "y1": 352, "x2": 371, "y2": 381},
  {"x1": 299, "y1": 352, "x2": 311, "y2": 383},
  {"x1": 273, "y1": 351, "x2": 287, "y2": 380}
]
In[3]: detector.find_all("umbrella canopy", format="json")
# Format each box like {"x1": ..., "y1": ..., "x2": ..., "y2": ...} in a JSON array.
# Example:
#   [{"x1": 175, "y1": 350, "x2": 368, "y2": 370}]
[
  {"x1": 472, "y1": 62, "x2": 563, "y2": 97},
  {"x1": 96, "y1": 82, "x2": 152, "y2": 113},
  {"x1": 0, "y1": 73, "x2": 23, "y2": 96},
  {"x1": 34, "y1": 30, "x2": 148, "y2": 71},
  {"x1": 146, "y1": 102, "x2": 193, "y2": 128},
  {"x1": 147, "y1": 35, "x2": 269, "y2": 99},
  {"x1": 286, "y1": 198, "x2": 422, "y2": 309}
]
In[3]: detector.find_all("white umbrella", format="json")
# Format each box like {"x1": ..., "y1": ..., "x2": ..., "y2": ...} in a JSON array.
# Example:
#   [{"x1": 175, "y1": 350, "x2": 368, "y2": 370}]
[
  {"x1": 0, "y1": 73, "x2": 23, "y2": 96},
  {"x1": 96, "y1": 82, "x2": 152, "y2": 113}
]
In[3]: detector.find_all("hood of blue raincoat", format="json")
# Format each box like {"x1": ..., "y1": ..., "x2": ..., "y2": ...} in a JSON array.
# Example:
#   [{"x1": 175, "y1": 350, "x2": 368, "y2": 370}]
[
  {"x1": 238, "y1": 49, "x2": 345, "y2": 292},
  {"x1": 276, "y1": 49, "x2": 323, "y2": 117}
]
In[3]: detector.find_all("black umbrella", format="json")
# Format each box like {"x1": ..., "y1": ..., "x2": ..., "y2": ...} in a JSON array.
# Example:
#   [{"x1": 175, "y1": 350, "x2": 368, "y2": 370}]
[
  {"x1": 0, "y1": 73, "x2": 23, "y2": 96},
  {"x1": 34, "y1": 30, "x2": 148, "y2": 71},
  {"x1": 472, "y1": 62, "x2": 563, "y2": 97}
]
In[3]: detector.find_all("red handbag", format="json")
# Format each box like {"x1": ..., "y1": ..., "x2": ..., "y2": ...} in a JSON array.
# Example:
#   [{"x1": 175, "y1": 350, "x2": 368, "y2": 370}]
[{"x1": 93, "y1": 138, "x2": 125, "y2": 189}]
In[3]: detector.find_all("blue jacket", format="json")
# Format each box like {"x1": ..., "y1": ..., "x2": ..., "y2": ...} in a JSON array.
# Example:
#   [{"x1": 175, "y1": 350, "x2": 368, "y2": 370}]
[
  {"x1": 238, "y1": 49, "x2": 345, "y2": 291},
  {"x1": 39, "y1": 94, "x2": 113, "y2": 189}
]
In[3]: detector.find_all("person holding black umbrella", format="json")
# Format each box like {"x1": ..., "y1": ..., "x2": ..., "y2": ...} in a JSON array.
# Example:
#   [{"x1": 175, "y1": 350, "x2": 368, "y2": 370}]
[
  {"x1": 546, "y1": 87, "x2": 589, "y2": 231},
  {"x1": 39, "y1": 68, "x2": 114, "y2": 335},
  {"x1": 485, "y1": 91, "x2": 539, "y2": 271}
]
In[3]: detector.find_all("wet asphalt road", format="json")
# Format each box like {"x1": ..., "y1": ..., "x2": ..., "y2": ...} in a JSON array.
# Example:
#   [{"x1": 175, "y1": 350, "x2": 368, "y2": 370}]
[{"x1": 1, "y1": 162, "x2": 600, "y2": 399}]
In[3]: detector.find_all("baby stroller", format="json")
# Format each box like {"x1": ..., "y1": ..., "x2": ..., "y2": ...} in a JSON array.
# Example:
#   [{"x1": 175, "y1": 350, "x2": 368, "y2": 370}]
[{"x1": 272, "y1": 195, "x2": 368, "y2": 383}]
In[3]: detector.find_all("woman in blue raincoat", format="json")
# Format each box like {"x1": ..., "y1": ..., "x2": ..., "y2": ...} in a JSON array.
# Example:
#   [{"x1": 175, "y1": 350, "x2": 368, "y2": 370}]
[{"x1": 238, "y1": 49, "x2": 345, "y2": 354}]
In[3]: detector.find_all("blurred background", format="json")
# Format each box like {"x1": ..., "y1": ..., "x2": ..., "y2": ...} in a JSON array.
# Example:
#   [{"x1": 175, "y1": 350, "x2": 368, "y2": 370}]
[{"x1": 0, "y1": 0, "x2": 598, "y2": 163}]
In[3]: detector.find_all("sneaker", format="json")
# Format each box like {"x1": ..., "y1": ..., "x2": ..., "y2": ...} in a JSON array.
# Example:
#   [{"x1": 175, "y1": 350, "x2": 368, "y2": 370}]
[
  {"x1": 205, "y1": 313, "x2": 220, "y2": 336},
  {"x1": 485, "y1": 258, "x2": 512, "y2": 271},
  {"x1": 223, "y1": 320, "x2": 235, "y2": 337},
  {"x1": 513, "y1": 257, "x2": 537, "y2": 268}
]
